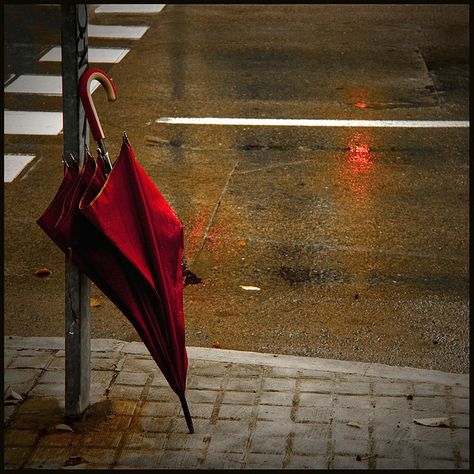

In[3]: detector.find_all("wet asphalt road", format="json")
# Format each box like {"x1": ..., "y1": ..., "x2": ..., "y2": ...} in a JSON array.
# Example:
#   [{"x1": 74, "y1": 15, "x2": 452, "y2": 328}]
[{"x1": 4, "y1": 5, "x2": 469, "y2": 373}]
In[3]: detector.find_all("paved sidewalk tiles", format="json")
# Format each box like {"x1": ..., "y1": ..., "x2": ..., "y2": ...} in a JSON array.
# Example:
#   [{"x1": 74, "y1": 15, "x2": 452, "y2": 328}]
[{"x1": 3, "y1": 336, "x2": 469, "y2": 470}]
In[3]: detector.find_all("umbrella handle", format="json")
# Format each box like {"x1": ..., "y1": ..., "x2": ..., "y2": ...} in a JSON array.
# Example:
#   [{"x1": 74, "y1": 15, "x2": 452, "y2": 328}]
[{"x1": 79, "y1": 68, "x2": 118, "y2": 143}]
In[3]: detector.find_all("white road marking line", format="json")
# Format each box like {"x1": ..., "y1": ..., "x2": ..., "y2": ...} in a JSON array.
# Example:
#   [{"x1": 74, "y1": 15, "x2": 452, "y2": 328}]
[
  {"x1": 156, "y1": 117, "x2": 470, "y2": 128},
  {"x1": 4, "y1": 111, "x2": 63, "y2": 135},
  {"x1": 39, "y1": 47, "x2": 130, "y2": 64},
  {"x1": 4, "y1": 154, "x2": 36, "y2": 182},
  {"x1": 88, "y1": 24, "x2": 150, "y2": 39},
  {"x1": 4, "y1": 75, "x2": 101, "y2": 96},
  {"x1": 95, "y1": 4, "x2": 166, "y2": 14}
]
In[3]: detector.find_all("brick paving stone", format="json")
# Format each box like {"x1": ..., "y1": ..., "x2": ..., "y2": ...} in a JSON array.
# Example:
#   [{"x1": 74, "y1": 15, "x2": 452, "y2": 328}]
[
  {"x1": 8, "y1": 354, "x2": 53, "y2": 370},
  {"x1": 178, "y1": 402, "x2": 213, "y2": 419},
  {"x1": 173, "y1": 418, "x2": 211, "y2": 434},
  {"x1": 222, "y1": 390, "x2": 255, "y2": 405},
  {"x1": 284, "y1": 455, "x2": 327, "y2": 469},
  {"x1": 4, "y1": 406, "x2": 17, "y2": 426},
  {"x1": 47, "y1": 357, "x2": 65, "y2": 370},
  {"x1": 226, "y1": 377, "x2": 260, "y2": 392},
  {"x1": 158, "y1": 449, "x2": 201, "y2": 468},
  {"x1": 333, "y1": 407, "x2": 371, "y2": 424},
  {"x1": 294, "y1": 406, "x2": 332, "y2": 424},
  {"x1": 82, "y1": 431, "x2": 123, "y2": 448},
  {"x1": 452, "y1": 386, "x2": 469, "y2": 398},
  {"x1": 336, "y1": 394, "x2": 372, "y2": 409},
  {"x1": 412, "y1": 396, "x2": 446, "y2": 412},
  {"x1": 114, "y1": 371, "x2": 148, "y2": 386},
  {"x1": 372, "y1": 417, "x2": 412, "y2": 442},
  {"x1": 188, "y1": 375, "x2": 223, "y2": 390},
  {"x1": 260, "y1": 391, "x2": 293, "y2": 406},
  {"x1": 375, "y1": 457, "x2": 416, "y2": 469},
  {"x1": 5, "y1": 368, "x2": 41, "y2": 386},
  {"x1": 333, "y1": 382, "x2": 370, "y2": 395},
  {"x1": 249, "y1": 434, "x2": 287, "y2": 454},
  {"x1": 25, "y1": 446, "x2": 75, "y2": 469},
  {"x1": 97, "y1": 415, "x2": 133, "y2": 433},
  {"x1": 452, "y1": 397, "x2": 469, "y2": 413},
  {"x1": 4, "y1": 446, "x2": 35, "y2": 469},
  {"x1": 186, "y1": 389, "x2": 219, "y2": 404},
  {"x1": 373, "y1": 396, "x2": 411, "y2": 411},
  {"x1": 413, "y1": 440, "x2": 454, "y2": 460},
  {"x1": 212, "y1": 419, "x2": 251, "y2": 435},
  {"x1": 200, "y1": 451, "x2": 244, "y2": 469},
  {"x1": 140, "y1": 401, "x2": 178, "y2": 417},
  {"x1": 91, "y1": 357, "x2": 122, "y2": 371},
  {"x1": 374, "y1": 439, "x2": 414, "y2": 459},
  {"x1": 218, "y1": 404, "x2": 254, "y2": 421},
  {"x1": 257, "y1": 405, "x2": 292, "y2": 422},
  {"x1": 451, "y1": 427, "x2": 469, "y2": 444},
  {"x1": 190, "y1": 362, "x2": 226, "y2": 377},
  {"x1": 121, "y1": 341, "x2": 149, "y2": 355},
  {"x1": 150, "y1": 372, "x2": 169, "y2": 387},
  {"x1": 227, "y1": 364, "x2": 261, "y2": 377},
  {"x1": 292, "y1": 436, "x2": 328, "y2": 456},
  {"x1": 108, "y1": 384, "x2": 143, "y2": 400},
  {"x1": 292, "y1": 422, "x2": 330, "y2": 438},
  {"x1": 40, "y1": 370, "x2": 64, "y2": 384},
  {"x1": 132, "y1": 416, "x2": 173, "y2": 433},
  {"x1": 122, "y1": 357, "x2": 158, "y2": 373},
  {"x1": 254, "y1": 420, "x2": 292, "y2": 437},
  {"x1": 375, "y1": 382, "x2": 412, "y2": 397},
  {"x1": 30, "y1": 383, "x2": 65, "y2": 398},
  {"x1": 4, "y1": 429, "x2": 39, "y2": 447},
  {"x1": 413, "y1": 424, "x2": 452, "y2": 444},
  {"x1": 413, "y1": 383, "x2": 446, "y2": 397},
  {"x1": 146, "y1": 386, "x2": 175, "y2": 402},
  {"x1": 115, "y1": 449, "x2": 163, "y2": 467},
  {"x1": 333, "y1": 454, "x2": 369, "y2": 469},
  {"x1": 109, "y1": 399, "x2": 138, "y2": 416},
  {"x1": 332, "y1": 422, "x2": 369, "y2": 442},
  {"x1": 300, "y1": 379, "x2": 334, "y2": 393},
  {"x1": 458, "y1": 440, "x2": 470, "y2": 461},
  {"x1": 262, "y1": 377, "x2": 295, "y2": 392},
  {"x1": 78, "y1": 447, "x2": 116, "y2": 465},
  {"x1": 38, "y1": 432, "x2": 82, "y2": 447},
  {"x1": 122, "y1": 432, "x2": 167, "y2": 450},
  {"x1": 451, "y1": 413, "x2": 469, "y2": 428},
  {"x1": 333, "y1": 436, "x2": 369, "y2": 455},
  {"x1": 9, "y1": 413, "x2": 61, "y2": 432},
  {"x1": 245, "y1": 452, "x2": 284, "y2": 469},
  {"x1": 270, "y1": 367, "x2": 301, "y2": 378},
  {"x1": 298, "y1": 393, "x2": 333, "y2": 409},
  {"x1": 165, "y1": 432, "x2": 207, "y2": 450}
]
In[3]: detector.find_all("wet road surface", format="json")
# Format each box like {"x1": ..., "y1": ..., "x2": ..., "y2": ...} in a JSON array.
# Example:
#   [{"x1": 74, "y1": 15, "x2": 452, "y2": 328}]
[{"x1": 4, "y1": 5, "x2": 469, "y2": 373}]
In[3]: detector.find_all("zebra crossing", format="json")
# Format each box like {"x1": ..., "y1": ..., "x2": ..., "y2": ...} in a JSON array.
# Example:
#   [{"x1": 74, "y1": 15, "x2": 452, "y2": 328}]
[{"x1": 4, "y1": 4, "x2": 166, "y2": 183}]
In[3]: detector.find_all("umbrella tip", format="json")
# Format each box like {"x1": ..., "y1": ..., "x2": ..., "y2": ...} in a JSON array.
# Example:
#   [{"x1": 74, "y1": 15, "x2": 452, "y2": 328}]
[{"x1": 123, "y1": 131, "x2": 129, "y2": 144}]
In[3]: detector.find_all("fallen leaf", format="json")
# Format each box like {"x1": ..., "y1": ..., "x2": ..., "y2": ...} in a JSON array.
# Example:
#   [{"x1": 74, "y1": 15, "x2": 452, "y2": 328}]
[
  {"x1": 237, "y1": 239, "x2": 246, "y2": 247},
  {"x1": 347, "y1": 422, "x2": 361, "y2": 429},
  {"x1": 413, "y1": 417, "x2": 449, "y2": 427},
  {"x1": 212, "y1": 341, "x2": 221, "y2": 348},
  {"x1": 34, "y1": 268, "x2": 51, "y2": 277},
  {"x1": 240, "y1": 285, "x2": 261, "y2": 291},
  {"x1": 55, "y1": 424, "x2": 74, "y2": 432},
  {"x1": 4, "y1": 386, "x2": 23, "y2": 402},
  {"x1": 90, "y1": 298, "x2": 101, "y2": 307}
]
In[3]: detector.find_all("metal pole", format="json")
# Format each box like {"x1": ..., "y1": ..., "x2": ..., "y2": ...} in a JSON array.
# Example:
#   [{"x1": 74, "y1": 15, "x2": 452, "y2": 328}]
[{"x1": 61, "y1": 4, "x2": 91, "y2": 418}]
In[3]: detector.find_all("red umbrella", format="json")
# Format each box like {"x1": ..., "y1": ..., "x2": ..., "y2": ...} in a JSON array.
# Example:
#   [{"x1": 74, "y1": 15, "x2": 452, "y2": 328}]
[{"x1": 37, "y1": 68, "x2": 193, "y2": 433}]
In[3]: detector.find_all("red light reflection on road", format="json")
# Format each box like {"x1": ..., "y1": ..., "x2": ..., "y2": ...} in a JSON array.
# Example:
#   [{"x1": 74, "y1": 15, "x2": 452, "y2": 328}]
[{"x1": 343, "y1": 131, "x2": 374, "y2": 201}]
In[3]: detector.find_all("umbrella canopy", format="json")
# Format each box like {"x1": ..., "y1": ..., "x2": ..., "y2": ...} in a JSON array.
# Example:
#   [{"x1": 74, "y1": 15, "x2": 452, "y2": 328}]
[{"x1": 37, "y1": 68, "x2": 193, "y2": 433}]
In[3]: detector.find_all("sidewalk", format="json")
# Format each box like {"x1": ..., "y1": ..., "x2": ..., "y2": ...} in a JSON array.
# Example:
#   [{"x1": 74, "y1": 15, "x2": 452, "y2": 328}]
[{"x1": 4, "y1": 336, "x2": 469, "y2": 469}]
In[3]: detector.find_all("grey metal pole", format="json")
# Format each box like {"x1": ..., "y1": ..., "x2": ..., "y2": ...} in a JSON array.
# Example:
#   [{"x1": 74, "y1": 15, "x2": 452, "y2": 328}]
[{"x1": 61, "y1": 4, "x2": 91, "y2": 418}]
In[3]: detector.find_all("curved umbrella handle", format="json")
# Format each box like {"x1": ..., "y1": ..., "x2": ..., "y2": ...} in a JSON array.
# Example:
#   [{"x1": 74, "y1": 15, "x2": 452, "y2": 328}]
[{"x1": 79, "y1": 68, "x2": 118, "y2": 142}]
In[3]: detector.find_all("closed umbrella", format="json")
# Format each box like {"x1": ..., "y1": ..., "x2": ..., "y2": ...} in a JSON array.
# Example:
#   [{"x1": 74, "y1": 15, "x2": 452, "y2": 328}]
[{"x1": 37, "y1": 67, "x2": 193, "y2": 433}]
